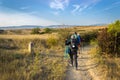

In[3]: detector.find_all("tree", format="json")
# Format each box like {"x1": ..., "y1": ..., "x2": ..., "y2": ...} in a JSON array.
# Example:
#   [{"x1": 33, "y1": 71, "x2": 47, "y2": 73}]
[{"x1": 31, "y1": 27, "x2": 40, "y2": 34}]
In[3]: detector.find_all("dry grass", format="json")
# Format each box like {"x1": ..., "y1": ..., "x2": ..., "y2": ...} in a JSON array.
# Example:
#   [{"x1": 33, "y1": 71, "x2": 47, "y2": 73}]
[
  {"x1": 0, "y1": 37, "x2": 67, "y2": 80},
  {"x1": 0, "y1": 34, "x2": 57, "y2": 39},
  {"x1": 0, "y1": 26, "x2": 107, "y2": 80},
  {"x1": 68, "y1": 26, "x2": 107, "y2": 33},
  {"x1": 90, "y1": 47, "x2": 120, "y2": 80}
]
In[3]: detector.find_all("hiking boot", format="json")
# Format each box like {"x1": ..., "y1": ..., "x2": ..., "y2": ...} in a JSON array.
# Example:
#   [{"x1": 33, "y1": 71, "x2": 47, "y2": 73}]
[
  {"x1": 68, "y1": 63, "x2": 73, "y2": 67},
  {"x1": 76, "y1": 67, "x2": 78, "y2": 70}
]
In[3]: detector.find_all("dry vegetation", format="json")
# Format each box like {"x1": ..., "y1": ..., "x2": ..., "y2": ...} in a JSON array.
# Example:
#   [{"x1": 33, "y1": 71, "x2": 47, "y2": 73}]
[
  {"x1": 90, "y1": 47, "x2": 120, "y2": 80},
  {"x1": 0, "y1": 37, "x2": 67, "y2": 80},
  {"x1": 2, "y1": 25, "x2": 119, "y2": 80}
]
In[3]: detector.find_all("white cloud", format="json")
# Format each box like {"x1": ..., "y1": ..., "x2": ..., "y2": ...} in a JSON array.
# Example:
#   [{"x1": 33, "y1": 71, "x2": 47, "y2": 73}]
[
  {"x1": 79, "y1": 5, "x2": 89, "y2": 12},
  {"x1": 0, "y1": 12, "x2": 59, "y2": 26},
  {"x1": 72, "y1": 5, "x2": 80, "y2": 14},
  {"x1": 0, "y1": 6, "x2": 59, "y2": 26},
  {"x1": 71, "y1": 0, "x2": 101, "y2": 14},
  {"x1": 50, "y1": 0, "x2": 69, "y2": 10}
]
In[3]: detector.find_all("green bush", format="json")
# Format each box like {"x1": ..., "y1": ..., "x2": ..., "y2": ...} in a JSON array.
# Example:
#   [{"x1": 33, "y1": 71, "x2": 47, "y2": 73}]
[
  {"x1": 80, "y1": 31, "x2": 98, "y2": 44},
  {"x1": 44, "y1": 28, "x2": 52, "y2": 33},
  {"x1": 31, "y1": 27, "x2": 40, "y2": 34},
  {"x1": 97, "y1": 20, "x2": 120, "y2": 55},
  {"x1": 108, "y1": 20, "x2": 120, "y2": 34}
]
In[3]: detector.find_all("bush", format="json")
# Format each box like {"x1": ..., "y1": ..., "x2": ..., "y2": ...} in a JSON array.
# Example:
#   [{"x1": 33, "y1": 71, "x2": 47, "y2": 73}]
[
  {"x1": 31, "y1": 27, "x2": 40, "y2": 34},
  {"x1": 44, "y1": 28, "x2": 52, "y2": 33},
  {"x1": 97, "y1": 20, "x2": 120, "y2": 55},
  {"x1": 80, "y1": 31, "x2": 98, "y2": 44},
  {"x1": 108, "y1": 20, "x2": 120, "y2": 34},
  {"x1": 46, "y1": 36, "x2": 58, "y2": 48},
  {"x1": 97, "y1": 28, "x2": 112, "y2": 53}
]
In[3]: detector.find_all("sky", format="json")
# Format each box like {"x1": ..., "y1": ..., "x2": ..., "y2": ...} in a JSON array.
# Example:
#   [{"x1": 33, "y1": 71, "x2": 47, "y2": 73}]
[{"x1": 0, "y1": 0, "x2": 120, "y2": 26}]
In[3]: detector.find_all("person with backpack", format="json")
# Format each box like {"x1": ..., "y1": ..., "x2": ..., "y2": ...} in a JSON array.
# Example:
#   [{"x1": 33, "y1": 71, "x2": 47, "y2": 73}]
[
  {"x1": 77, "y1": 33, "x2": 82, "y2": 54},
  {"x1": 64, "y1": 32, "x2": 81, "y2": 70},
  {"x1": 69, "y1": 34, "x2": 79, "y2": 70},
  {"x1": 77, "y1": 34, "x2": 81, "y2": 45}
]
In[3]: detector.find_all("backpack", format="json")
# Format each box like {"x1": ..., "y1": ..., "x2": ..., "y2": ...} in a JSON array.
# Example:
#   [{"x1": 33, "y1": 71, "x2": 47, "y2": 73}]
[
  {"x1": 76, "y1": 35, "x2": 81, "y2": 44},
  {"x1": 65, "y1": 39, "x2": 71, "y2": 45},
  {"x1": 70, "y1": 38, "x2": 78, "y2": 52}
]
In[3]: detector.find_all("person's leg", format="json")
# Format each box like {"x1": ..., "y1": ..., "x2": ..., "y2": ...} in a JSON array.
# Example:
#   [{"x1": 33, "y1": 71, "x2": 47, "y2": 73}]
[
  {"x1": 74, "y1": 52, "x2": 78, "y2": 69},
  {"x1": 69, "y1": 53, "x2": 73, "y2": 66}
]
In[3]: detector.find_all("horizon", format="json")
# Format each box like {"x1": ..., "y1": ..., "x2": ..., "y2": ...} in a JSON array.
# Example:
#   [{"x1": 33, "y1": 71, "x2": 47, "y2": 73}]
[{"x1": 0, "y1": 0, "x2": 120, "y2": 27}]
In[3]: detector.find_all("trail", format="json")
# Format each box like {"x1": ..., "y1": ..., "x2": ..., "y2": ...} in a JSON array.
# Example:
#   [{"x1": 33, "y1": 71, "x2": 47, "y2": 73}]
[{"x1": 65, "y1": 46, "x2": 100, "y2": 80}]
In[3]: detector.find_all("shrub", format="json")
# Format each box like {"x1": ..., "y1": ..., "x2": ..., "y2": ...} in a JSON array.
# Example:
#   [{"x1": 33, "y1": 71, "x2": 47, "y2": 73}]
[
  {"x1": 31, "y1": 27, "x2": 40, "y2": 34},
  {"x1": 46, "y1": 36, "x2": 58, "y2": 48},
  {"x1": 97, "y1": 28, "x2": 112, "y2": 53},
  {"x1": 80, "y1": 31, "x2": 98, "y2": 44},
  {"x1": 108, "y1": 20, "x2": 120, "y2": 34},
  {"x1": 97, "y1": 20, "x2": 120, "y2": 55},
  {"x1": 44, "y1": 28, "x2": 52, "y2": 33}
]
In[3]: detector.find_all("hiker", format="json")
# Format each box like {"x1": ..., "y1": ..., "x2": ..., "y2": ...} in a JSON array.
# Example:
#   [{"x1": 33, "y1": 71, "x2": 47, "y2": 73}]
[
  {"x1": 77, "y1": 34, "x2": 81, "y2": 45},
  {"x1": 64, "y1": 32, "x2": 81, "y2": 70},
  {"x1": 77, "y1": 33, "x2": 82, "y2": 54},
  {"x1": 69, "y1": 34, "x2": 79, "y2": 70}
]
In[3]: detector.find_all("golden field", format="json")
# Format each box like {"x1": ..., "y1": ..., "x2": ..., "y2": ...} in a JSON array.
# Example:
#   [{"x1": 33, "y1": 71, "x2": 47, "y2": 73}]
[{"x1": 2, "y1": 26, "x2": 119, "y2": 80}]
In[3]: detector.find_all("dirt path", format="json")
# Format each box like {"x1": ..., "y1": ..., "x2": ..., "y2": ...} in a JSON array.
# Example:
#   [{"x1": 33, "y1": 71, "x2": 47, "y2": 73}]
[{"x1": 65, "y1": 46, "x2": 100, "y2": 80}]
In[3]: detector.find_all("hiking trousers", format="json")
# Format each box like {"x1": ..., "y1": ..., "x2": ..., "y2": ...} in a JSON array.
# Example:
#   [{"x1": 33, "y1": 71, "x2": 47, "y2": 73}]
[{"x1": 69, "y1": 50, "x2": 78, "y2": 69}]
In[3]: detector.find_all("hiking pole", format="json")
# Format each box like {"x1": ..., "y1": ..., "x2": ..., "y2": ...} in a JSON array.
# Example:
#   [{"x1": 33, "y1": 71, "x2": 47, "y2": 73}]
[
  {"x1": 81, "y1": 40, "x2": 84, "y2": 53},
  {"x1": 81, "y1": 42, "x2": 82, "y2": 54}
]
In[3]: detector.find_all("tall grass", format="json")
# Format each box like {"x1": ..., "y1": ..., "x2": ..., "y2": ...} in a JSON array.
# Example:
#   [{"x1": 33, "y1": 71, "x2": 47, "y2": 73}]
[
  {"x1": 90, "y1": 46, "x2": 120, "y2": 80},
  {"x1": 0, "y1": 38, "x2": 67, "y2": 80}
]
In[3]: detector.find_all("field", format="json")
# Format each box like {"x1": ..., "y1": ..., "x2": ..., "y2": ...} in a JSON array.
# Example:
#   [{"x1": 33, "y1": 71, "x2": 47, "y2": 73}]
[{"x1": 0, "y1": 25, "x2": 120, "y2": 80}]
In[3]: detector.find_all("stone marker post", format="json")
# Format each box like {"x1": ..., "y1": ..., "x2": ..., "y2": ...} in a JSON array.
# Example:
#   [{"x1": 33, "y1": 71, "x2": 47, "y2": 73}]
[{"x1": 28, "y1": 42, "x2": 34, "y2": 55}]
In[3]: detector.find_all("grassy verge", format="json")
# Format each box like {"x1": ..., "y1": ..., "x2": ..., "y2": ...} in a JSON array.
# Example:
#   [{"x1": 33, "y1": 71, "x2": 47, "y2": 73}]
[{"x1": 90, "y1": 46, "x2": 120, "y2": 80}]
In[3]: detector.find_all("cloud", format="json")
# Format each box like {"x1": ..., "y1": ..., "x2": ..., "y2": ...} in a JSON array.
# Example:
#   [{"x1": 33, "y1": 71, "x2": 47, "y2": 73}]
[
  {"x1": 0, "y1": 5, "x2": 59, "y2": 27},
  {"x1": 0, "y1": 12, "x2": 59, "y2": 26},
  {"x1": 71, "y1": 0, "x2": 101, "y2": 14},
  {"x1": 50, "y1": 0, "x2": 69, "y2": 11},
  {"x1": 72, "y1": 5, "x2": 80, "y2": 14}
]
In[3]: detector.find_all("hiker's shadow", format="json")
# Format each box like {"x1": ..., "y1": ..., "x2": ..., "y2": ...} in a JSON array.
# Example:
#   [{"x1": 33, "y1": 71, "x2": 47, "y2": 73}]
[{"x1": 77, "y1": 62, "x2": 100, "y2": 71}]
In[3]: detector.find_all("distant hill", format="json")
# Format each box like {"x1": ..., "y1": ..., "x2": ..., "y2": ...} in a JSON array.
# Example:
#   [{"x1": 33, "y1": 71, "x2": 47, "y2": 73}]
[
  {"x1": 0, "y1": 25, "x2": 74, "y2": 30},
  {"x1": 0, "y1": 24, "x2": 107, "y2": 30}
]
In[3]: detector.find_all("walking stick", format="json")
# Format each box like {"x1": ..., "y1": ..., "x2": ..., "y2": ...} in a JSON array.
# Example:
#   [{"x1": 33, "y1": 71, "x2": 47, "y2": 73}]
[{"x1": 81, "y1": 39, "x2": 84, "y2": 54}]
